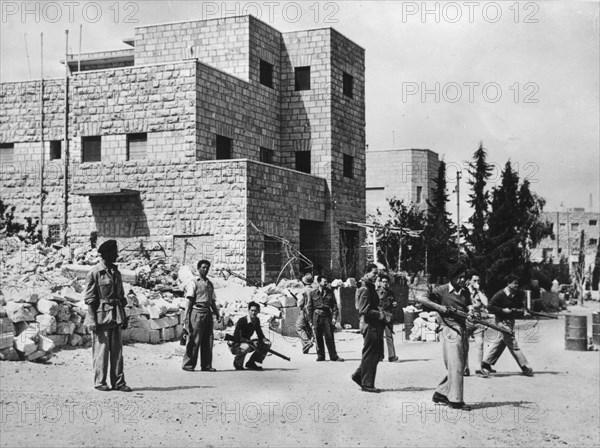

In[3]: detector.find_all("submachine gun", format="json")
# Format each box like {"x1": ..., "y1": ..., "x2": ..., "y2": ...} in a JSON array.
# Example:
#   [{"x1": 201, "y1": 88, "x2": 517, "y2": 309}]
[
  {"x1": 445, "y1": 307, "x2": 515, "y2": 336},
  {"x1": 510, "y1": 308, "x2": 558, "y2": 319},
  {"x1": 224, "y1": 334, "x2": 291, "y2": 362}
]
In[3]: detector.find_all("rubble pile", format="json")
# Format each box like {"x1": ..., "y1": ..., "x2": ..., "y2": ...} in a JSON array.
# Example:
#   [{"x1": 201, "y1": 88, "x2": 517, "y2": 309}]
[{"x1": 409, "y1": 311, "x2": 440, "y2": 342}]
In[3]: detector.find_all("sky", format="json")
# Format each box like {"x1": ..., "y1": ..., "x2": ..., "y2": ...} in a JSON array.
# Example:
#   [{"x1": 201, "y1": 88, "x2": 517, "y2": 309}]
[{"x1": 1, "y1": 0, "x2": 599, "y2": 222}]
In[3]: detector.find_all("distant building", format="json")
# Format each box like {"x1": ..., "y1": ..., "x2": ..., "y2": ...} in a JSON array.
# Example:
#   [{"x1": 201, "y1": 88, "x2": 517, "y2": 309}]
[
  {"x1": 533, "y1": 208, "x2": 599, "y2": 274},
  {"x1": 366, "y1": 148, "x2": 439, "y2": 217}
]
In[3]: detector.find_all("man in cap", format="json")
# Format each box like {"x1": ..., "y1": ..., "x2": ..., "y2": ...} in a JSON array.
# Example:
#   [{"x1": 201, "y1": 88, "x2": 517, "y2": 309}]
[
  {"x1": 85, "y1": 239, "x2": 131, "y2": 392},
  {"x1": 295, "y1": 268, "x2": 315, "y2": 354},
  {"x1": 416, "y1": 262, "x2": 471, "y2": 409},
  {"x1": 182, "y1": 259, "x2": 221, "y2": 372},
  {"x1": 307, "y1": 275, "x2": 344, "y2": 362},
  {"x1": 351, "y1": 263, "x2": 387, "y2": 393}
]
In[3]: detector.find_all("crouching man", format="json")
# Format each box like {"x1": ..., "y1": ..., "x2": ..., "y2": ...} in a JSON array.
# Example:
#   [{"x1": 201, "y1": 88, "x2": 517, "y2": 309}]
[
  {"x1": 229, "y1": 302, "x2": 271, "y2": 370},
  {"x1": 85, "y1": 240, "x2": 131, "y2": 392}
]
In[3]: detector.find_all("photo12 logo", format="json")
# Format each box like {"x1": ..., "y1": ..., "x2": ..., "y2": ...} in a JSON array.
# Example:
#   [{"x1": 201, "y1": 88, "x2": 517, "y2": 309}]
[
  {"x1": 1, "y1": 1, "x2": 140, "y2": 24},
  {"x1": 200, "y1": 2, "x2": 340, "y2": 24},
  {"x1": 401, "y1": 82, "x2": 540, "y2": 104},
  {"x1": 400, "y1": 2, "x2": 540, "y2": 24}
]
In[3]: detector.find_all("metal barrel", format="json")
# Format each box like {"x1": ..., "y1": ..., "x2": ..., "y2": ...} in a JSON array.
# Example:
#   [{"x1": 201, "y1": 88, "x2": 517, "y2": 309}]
[
  {"x1": 565, "y1": 315, "x2": 588, "y2": 351},
  {"x1": 403, "y1": 311, "x2": 418, "y2": 339},
  {"x1": 592, "y1": 312, "x2": 600, "y2": 349}
]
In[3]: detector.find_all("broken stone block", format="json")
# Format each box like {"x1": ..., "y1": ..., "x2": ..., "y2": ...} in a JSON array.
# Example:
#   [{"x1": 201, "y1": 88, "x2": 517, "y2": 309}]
[
  {"x1": 148, "y1": 305, "x2": 161, "y2": 320},
  {"x1": 121, "y1": 328, "x2": 134, "y2": 343},
  {"x1": 0, "y1": 332, "x2": 14, "y2": 350},
  {"x1": 46, "y1": 334, "x2": 68, "y2": 347},
  {"x1": 56, "y1": 322, "x2": 76, "y2": 335},
  {"x1": 38, "y1": 335, "x2": 56, "y2": 352},
  {"x1": 35, "y1": 315, "x2": 57, "y2": 334},
  {"x1": 174, "y1": 324, "x2": 183, "y2": 339},
  {"x1": 5, "y1": 302, "x2": 36, "y2": 322},
  {"x1": 130, "y1": 328, "x2": 150, "y2": 343},
  {"x1": 27, "y1": 323, "x2": 48, "y2": 337},
  {"x1": 75, "y1": 324, "x2": 90, "y2": 335},
  {"x1": 36, "y1": 299, "x2": 59, "y2": 316},
  {"x1": 13, "y1": 336, "x2": 37, "y2": 356},
  {"x1": 27, "y1": 350, "x2": 47, "y2": 361},
  {"x1": 68, "y1": 334, "x2": 82, "y2": 346},
  {"x1": 0, "y1": 347, "x2": 20, "y2": 361},
  {"x1": 149, "y1": 329, "x2": 160, "y2": 344},
  {"x1": 70, "y1": 314, "x2": 82, "y2": 326},
  {"x1": 56, "y1": 304, "x2": 71, "y2": 322},
  {"x1": 51, "y1": 294, "x2": 66, "y2": 303},
  {"x1": 81, "y1": 335, "x2": 92, "y2": 346},
  {"x1": 0, "y1": 317, "x2": 14, "y2": 334},
  {"x1": 159, "y1": 327, "x2": 175, "y2": 341}
]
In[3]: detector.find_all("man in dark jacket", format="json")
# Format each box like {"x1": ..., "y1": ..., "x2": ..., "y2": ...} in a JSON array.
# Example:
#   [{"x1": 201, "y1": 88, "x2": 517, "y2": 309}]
[
  {"x1": 295, "y1": 269, "x2": 315, "y2": 354},
  {"x1": 229, "y1": 301, "x2": 271, "y2": 370},
  {"x1": 377, "y1": 273, "x2": 398, "y2": 362},
  {"x1": 351, "y1": 264, "x2": 387, "y2": 393},
  {"x1": 307, "y1": 276, "x2": 344, "y2": 362},
  {"x1": 85, "y1": 240, "x2": 131, "y2": 392},
  {"x1": 481, "y1": 274, "x2": 534, "y2": 377}
]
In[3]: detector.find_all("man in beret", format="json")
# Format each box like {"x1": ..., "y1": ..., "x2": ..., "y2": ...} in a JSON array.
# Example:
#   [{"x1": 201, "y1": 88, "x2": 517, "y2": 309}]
[{"x1": 85, "y1": 239, "x2": 131, "y2": 392}]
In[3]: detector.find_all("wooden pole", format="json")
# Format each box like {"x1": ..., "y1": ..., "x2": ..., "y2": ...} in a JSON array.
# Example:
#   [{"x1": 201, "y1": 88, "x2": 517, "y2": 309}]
[{"x1": 63, "y1": 30, "x2": 69, "y2": 246}]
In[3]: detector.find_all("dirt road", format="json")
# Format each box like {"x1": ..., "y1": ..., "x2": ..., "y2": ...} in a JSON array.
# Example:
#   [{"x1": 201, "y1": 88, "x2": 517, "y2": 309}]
[{"x1": 1, "y1": 306, "x2": 599, "y2": 447}]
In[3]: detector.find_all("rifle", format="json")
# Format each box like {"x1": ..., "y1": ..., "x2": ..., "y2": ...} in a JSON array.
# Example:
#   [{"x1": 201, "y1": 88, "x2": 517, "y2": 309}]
[
  {"x1": 511, "y1": 308, "x2": 558, "y2": 320},
  {"x1": 445, "y1": 306, "x2": 514, "y2": 336},
  {"x1": 224, "y1": 334, "x2": 291, "y2": 362}
]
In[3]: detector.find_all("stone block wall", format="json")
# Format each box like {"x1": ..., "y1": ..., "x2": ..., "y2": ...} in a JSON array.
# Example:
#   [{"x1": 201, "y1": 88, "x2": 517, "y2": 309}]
[{"x1": 134, "y1": 16, "x2": 251, "y2": 81}]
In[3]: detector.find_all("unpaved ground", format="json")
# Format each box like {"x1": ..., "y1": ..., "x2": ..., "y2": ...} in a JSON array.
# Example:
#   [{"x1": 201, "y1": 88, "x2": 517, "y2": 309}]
[{"x1": 1, "y1": 306, "x2": 599, "y2": 447}]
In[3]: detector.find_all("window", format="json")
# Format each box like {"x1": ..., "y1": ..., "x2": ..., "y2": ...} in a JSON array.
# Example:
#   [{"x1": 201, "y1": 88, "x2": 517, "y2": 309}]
[
  {"x1": 50, "y1": 141, "x2": 61, "y2": 160},
  {"x1": 260, "y1": 147, "x2": 273, "y2": 164},
  {"x1": 558, "y1": 248, "x2": 562, "y2": 254},
  {"x1": 559, "y1": 223, "x2": 566, "y2": 228},
  {"x1": 542, "y1": 248, "x2": 553, "y2": 259},
  {"x1": 81, "y1": 136, "x2": 101, "y2": 162},
  {"x1": 216, "y1": 135, "x2": 232, "y2": 160},
  {"x1": 259, "y1": 60, "x2": 273, "y2": 88},
  {"x1": 343, "y1": 154, "x2": 354, "y2": 179},
  {"x1": 590, "y1": 239, "x2": 598, "y2": 246},
  {"x1": 416, "y1": 186, "x2": 423, "y2": 203},
  {"x1": 343, "y1": 72, "x2": 354, "y2": 98},
  {"x1": 127, "y1": 133, "x2": 147, "y2": 160},
  {"x1": 571, "y1": 223, "x2": 579, "y2": 231},
  {"x1": 0, "y1": 143, "x2": 14, "y2": 164},
  {"x1": 590, "y1": 220, "x2": 598, "y2": 226},
  {"x1": 295, "y1": 66, "x2": 310, "y2": 91},
  {"x1": 264, "y1": 236, "x2": 282, "y2": 270},
  {"x1": 48, "y1": 224, "x2": 61, "y2": 244},
  {"x1": 295, "y1": 151, "x2": 311, "y2": 173}
]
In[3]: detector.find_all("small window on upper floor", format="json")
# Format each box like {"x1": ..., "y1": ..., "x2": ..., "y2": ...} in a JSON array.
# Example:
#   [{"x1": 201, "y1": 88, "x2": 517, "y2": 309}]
[
  {"x1": 0, "y1": 143, "x2": 15, "y2": 165},
  {"x1": 260, "y1": 60, "x2": 274, "y2": 88},
  {"x1": 343, "y1": 154, "x2": 354, "y2": 179},
  {"x1": 127, "y1": 133, "x2": 147, "y2": 160},
  {"x1": 295, "y1": 151, "x2": 311, "y2": 173},
  {"x1": 295, "y1": 66, "x2": 311, "y2": 91},
  {"x1": 589, "y1": 238, "x2": 598, "y2": 246},
  {"x1": 343, "y1": 72, "x2": 354, "y2": 98},
  {"x1": 216, "y1": 135, "x2": 232, "y2": 160},
  {"x1": 50, "y1": 141, "x2": 61, "y2": 160},
  {"x1": 571, "y1": 223, "x2": 579, "y2": 231},
  {"x1": 260, "y1": 147, "x2": 273, "y2": 164},
  {"x1": 416, "y1": 186, "x2": 423, "y2": 203},
  {"x1": 589, "y1": 220, "x2": 598, "y2": 226},
  {"x1": 82, "y1": 136, "x2": 101, "y2": 162}
]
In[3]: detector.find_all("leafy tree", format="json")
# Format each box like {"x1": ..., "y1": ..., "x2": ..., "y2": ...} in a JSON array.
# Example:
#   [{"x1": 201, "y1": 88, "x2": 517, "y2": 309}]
[{"x1": 424, "y1": 161, "x2": 457, "y2": 281}]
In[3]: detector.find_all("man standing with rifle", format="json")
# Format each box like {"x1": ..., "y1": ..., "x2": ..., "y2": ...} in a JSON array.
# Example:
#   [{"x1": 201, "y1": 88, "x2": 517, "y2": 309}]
[
  {"x1": 481, "y1": 274, "x2": 534, "y2": 377},
  {"x1": 464, "y1": 270, "x2": 490, "y2": 377},
  {"x1": 228, "y1": 301, "x2": 272, "y2": 370},
  {"x1": 377, "y1": 273, "x2": 398, "y2": 362},
  {"x1": 416, "y1": 262, "x2": 472, "y2": 409},
  {"x1": 307, "y1": 275, "x2": 344, "y2": 362},
  {"x1": 295, "y1": 269, "x2": 315, "y2": 354}
]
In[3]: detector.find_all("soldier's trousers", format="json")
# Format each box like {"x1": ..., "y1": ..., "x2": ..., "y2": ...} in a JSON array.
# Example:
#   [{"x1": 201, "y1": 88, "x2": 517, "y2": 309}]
[
  {"x1": 295, "y1": 311, "x2": 313, "y2": 352},
  {"x1": 182, "y1": 309, "x2": 213, "y2": 370},
  {"x1": 436, "y1": 324, "x2": 468, "y2": 403},
  {"x1": 313, "y1": 313, "x2": 338, "y2": 360},
  {"x1": 353, "y1": 322, "x2": 384, "y2": 388},
  {"x1": 383, "y1": 326, "x2": 396, "y2": 360},
  {"x1": 483, "y1": 318, "x2": 528, "y2": 369},
  {"x1": 92, "y1": 323, "x2": 126, "y2": 389},
  {"x1": 230, "y1": 340, "x2": 269, "y2": 367},
  {"x1": 465, "y1": 323, "x2": 486, "y2": 371}
]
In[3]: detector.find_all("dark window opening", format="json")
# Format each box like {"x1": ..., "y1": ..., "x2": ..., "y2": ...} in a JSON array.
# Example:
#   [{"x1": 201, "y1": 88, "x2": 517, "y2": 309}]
[
  {"x1": 127, "y1": 133, "x2": 147, "y2": 160},
  {"x1": 82, "y1": 136, "x2": 101, "y2": 162},
  {"x1": 571, "y1": 223, "x2": 579, "y2": 231},
  {"x1": 0, "y1": 143, "x2": 15, "y2": 164},
  {"x1": 295, "y1": 151, "x2": 311, "y2": 173},
  {"x1": 50, "y1": 141, "x2": 61, "y2": 160},
  {"x1": 343, "y1": 72, "x2": 354, "y2": 98},
  {"x1": 416, "y1": 186, "x2": 423, "y2": 203},
  {"x1": 590, "y1": 220, "x2": 598, "y2": 226},
  {"x1": 295, "y1": 66, "x2": 311, "y2": 91},
  {"x1": 264, "y1": 236, "x2": 282, "y2": 271},
  {"x1": 590, "y1": 239, "x2": 598, "y2": 246},
  {"x1": 343, "y1": 154, "x2": 354, "y2": 179},
  {"x1": 48, "y1": 224, "x2": 61, "y2": 244},
  {"x1": 260, "y1": 147, "x2": 273, "y2": 164},
  {"x1": 259, "y1": 60, "x2": 273, "y2": 88},
  {"x1": 216, "y1": 135, "x2": 232, "y2": 160}
]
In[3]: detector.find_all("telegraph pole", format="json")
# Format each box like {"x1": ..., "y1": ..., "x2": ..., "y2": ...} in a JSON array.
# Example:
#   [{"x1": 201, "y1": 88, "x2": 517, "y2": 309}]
[{"x1": 456, "y1": 170, "x2": 461, "y2": 257}]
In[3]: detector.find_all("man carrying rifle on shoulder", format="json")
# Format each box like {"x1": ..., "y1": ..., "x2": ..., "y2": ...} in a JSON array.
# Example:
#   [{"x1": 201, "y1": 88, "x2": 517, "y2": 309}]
[
  {"x1": 481, "y1": 274, "x2": 534, "y2": 377},
  {"x1": 229, "y1": 301, "x2": 271, "y2": 370},
  {"x1": 464, "y1": 270, "x2": 490, "y2": 378},
  {"x1": 416, "y1": 262, "x2": 471, "y2": 409}
]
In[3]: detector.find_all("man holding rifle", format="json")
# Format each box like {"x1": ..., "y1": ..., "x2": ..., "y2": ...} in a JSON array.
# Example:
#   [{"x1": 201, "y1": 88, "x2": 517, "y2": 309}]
[
  {"x1": 481, "y1": 274, "x2": 534, "y2": 377},
  {"x1": 416, "y1": 262, "x2": 472, "y2": 409},
  {"x1": 229, "y1": 301, "x2": 272, "y2": 370}
]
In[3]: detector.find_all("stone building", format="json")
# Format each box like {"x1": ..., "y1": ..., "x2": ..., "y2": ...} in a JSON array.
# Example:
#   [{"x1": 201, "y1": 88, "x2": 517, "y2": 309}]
[
  {"x1": 366, "y1": 148, "x2": 439, "y2": 217},
  {"x1": 533, "y1": 208, "x2": 599, "y2": 274},
  {"x1": 0, "y1": 15, "x2": 366, "y2": 282}
]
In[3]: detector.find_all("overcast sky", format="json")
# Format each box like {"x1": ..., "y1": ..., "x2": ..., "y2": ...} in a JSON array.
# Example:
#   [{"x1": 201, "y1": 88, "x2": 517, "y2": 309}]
[{"x1": 1, "y1": 1, "x2": 598, "y2": 220}]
